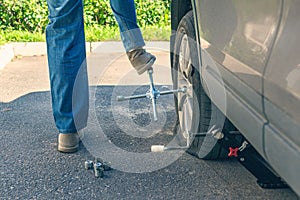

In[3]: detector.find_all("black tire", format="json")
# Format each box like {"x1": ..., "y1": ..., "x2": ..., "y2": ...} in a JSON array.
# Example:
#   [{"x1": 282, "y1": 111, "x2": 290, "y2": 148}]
[{"x1": 172, "y1": 11, "x2": 228, "y2": 160}]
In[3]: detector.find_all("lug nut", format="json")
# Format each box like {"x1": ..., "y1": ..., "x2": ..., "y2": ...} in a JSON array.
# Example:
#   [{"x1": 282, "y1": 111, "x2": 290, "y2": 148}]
[
  {"x1": 84, "y1": 160, "x2": 94, "y2": 170},
  {"x1": 94, "y1": 158, "x2": 112, "y2": 171},
  {"x1": 94, "y1": 162, "x2": 104, "y2": 178}
]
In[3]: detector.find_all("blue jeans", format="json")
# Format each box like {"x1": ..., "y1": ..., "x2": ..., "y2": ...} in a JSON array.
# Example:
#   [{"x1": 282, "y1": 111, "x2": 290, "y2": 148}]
[
  {"x1": 110, "y1": 0, "x2": 145, "y2": 51},
  {"x1": 46, "y1": 0, "x2": 145, "y2": 133}
]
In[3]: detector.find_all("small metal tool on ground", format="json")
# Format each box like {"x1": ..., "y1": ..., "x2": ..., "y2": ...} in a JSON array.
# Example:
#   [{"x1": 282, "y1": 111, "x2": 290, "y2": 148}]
[
  {"x1": 117, "y1": 69, "x2": 187, "y2": 121},
  {"x1": 84, "y1": 159, "x2": 112, "y2": 178}
]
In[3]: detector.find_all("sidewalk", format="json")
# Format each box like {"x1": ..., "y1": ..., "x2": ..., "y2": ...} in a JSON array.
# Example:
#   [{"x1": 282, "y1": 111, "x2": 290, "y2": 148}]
[
  {"x1": 0, "y1": 41, "x2": 172, "y2": 102},
  {"x1": 0, "y1": 42, "x2": 170, "y2": 70}
]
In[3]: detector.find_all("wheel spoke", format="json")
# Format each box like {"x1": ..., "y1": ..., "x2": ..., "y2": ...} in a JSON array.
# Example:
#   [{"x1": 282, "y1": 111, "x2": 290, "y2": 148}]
[{"x1": 186, "y1": 97, "x2": 193, "y2": 121}]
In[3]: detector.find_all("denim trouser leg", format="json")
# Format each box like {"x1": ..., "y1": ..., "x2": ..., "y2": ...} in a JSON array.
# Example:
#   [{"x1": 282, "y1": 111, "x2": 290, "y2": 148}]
[
  {"x1": 46, "y1": 0, "x2": 89, "y2": 134},
  {"x1": 110, "y1": 0, "x2": 145, "y2": 52}
]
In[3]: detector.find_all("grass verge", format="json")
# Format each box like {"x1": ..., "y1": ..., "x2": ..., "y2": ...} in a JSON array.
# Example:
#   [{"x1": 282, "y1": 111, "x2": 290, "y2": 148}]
[
  {"x1": 0, "y1": 25, "x2": 170, "y2": 45},
  {"x1": 0, "y1": 30, "x2": 45, "y2": 45}
]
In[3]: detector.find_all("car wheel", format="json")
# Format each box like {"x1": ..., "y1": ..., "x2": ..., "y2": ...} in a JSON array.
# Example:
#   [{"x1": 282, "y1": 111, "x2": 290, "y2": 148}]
[{"x1": 172, "y1": 11, "x2": 228, "y2": 160}]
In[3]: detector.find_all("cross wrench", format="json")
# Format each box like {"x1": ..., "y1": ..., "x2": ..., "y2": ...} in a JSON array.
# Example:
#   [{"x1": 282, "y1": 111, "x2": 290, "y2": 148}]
[{"x1": 116, "y1": 69, "x2": 187, "y2": 121}]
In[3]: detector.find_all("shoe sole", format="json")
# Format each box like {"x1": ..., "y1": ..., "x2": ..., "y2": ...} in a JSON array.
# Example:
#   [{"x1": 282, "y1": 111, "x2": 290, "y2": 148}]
[
  {"x1": 137, "y1": 57, "x2": 156, "y2": 75},
  {"x1": 58, "y1": 144, "x2": 79, "y2": 153}
]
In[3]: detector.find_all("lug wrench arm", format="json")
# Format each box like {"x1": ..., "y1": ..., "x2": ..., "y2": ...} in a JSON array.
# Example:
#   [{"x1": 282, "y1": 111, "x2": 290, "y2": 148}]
[{"x1": 116, "y1": 69, "x2": 186, "y2": 121}]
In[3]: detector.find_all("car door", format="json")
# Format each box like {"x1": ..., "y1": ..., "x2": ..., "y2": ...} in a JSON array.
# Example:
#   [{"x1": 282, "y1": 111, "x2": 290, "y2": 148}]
[
  {"x1": 263, "y1": 1, "x2": 300, "y2": 195},
  {"x1": 193, "y1": 0, "x2": 282, "y2": 155}
]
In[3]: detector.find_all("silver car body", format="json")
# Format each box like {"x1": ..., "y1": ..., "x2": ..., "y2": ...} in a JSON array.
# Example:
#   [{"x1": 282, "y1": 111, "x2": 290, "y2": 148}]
[{"x1": 171, "y1": 0, "x2": 300, "y2": 196}]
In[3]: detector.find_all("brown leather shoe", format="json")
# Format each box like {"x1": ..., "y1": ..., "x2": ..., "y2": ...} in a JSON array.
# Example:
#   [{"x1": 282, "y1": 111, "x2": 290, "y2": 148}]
[
  {"x1": 58, "y1": 133, "x2": 80, "y2": 153},
  {"x1": 127, "y1": 48, "x2": 156, "y2": 75}
]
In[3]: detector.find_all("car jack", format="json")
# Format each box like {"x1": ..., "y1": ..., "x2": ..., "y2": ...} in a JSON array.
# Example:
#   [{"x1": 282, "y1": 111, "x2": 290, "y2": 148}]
[
  {"x1": 117, "y1": 69, "x2": 187, "y2": 121},
  {"x1": 220, "y1": 133, "x2": 289, "y2": 189}
]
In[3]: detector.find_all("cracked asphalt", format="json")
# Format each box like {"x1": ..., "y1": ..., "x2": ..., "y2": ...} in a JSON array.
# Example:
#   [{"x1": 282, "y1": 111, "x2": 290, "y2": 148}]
[{"x1": 0, "y1": 42, "x2": 298, "y2": 199}]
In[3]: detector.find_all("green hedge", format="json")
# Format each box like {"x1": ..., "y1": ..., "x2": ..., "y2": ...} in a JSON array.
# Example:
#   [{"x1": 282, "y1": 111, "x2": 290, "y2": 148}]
[{"x1": 0, "y1": 0, "x2": 170, "y2": 33}]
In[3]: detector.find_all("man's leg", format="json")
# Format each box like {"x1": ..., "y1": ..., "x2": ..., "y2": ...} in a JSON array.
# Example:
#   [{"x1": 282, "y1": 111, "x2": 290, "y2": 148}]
[
  {"x1": 110, "y1": 0, "x2": 156, "y2": 75},
  {"x1": 46, "y1": 0, "x2": 89, "y2": 152}
]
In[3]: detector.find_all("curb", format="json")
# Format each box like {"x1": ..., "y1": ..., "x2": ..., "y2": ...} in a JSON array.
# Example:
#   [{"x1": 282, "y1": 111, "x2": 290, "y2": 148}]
[
  {"x1": 0, "y1": 44, "x2": 14, "y2": 70},
  {"x1": 0, "y1": 41, "x2": 169, "y2": 70},
  {"x1": 0, "y1": 42, "x2": 48, "y2": 70}
]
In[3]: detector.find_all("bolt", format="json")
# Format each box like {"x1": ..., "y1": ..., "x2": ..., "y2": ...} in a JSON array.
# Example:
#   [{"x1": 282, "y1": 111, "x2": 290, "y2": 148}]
[{"x1": 240, "y1": 157, "x2": 245, "y2": 162}]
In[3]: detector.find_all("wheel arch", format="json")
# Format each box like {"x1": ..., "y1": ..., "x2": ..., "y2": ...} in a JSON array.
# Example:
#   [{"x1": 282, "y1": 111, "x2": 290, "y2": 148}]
[{"x1": 171, "y1": 0, "x2": 193, "y2": 31}]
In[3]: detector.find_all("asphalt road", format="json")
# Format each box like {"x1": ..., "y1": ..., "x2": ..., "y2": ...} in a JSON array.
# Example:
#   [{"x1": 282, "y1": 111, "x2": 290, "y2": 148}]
[{"x1": 0, "y1": 42, "x2": 298, "y2": 199}]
